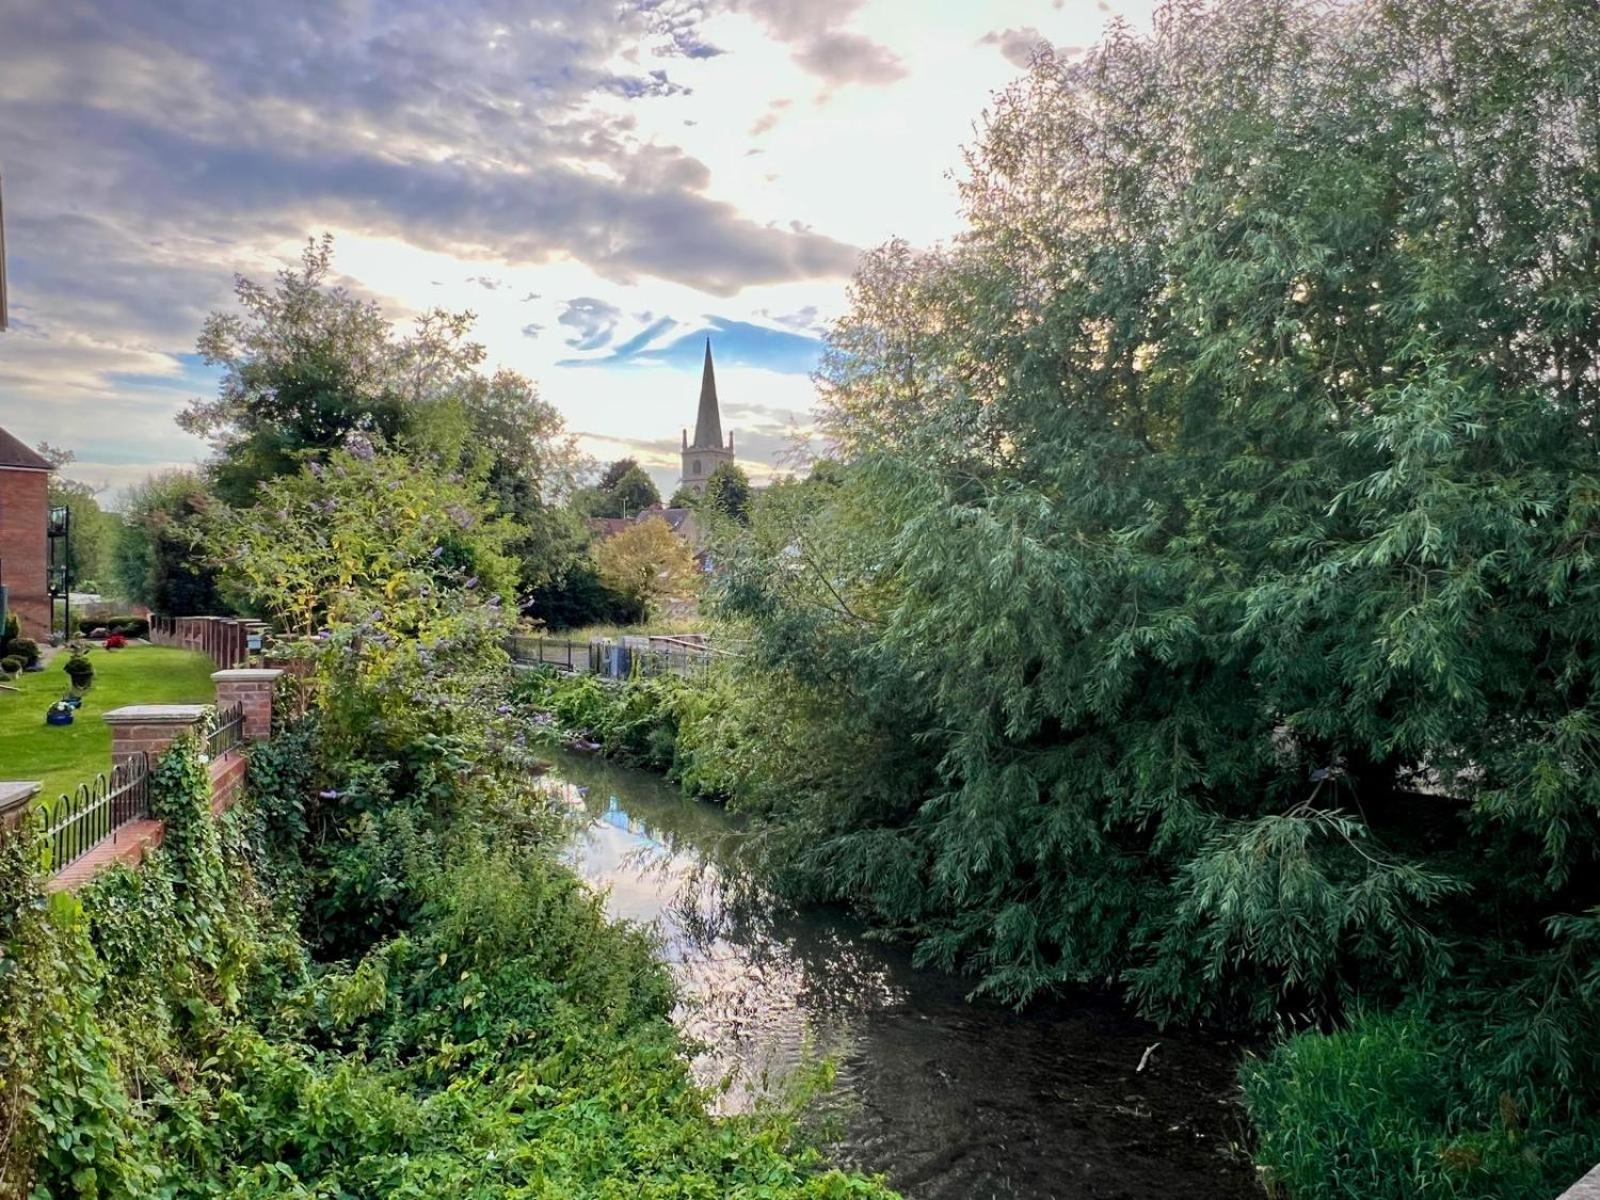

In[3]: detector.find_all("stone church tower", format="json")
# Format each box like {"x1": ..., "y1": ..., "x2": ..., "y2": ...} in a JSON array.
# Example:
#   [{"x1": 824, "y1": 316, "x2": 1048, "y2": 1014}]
[{"x1": 679, "y1": 339, "x2": 734, "y2": 495}]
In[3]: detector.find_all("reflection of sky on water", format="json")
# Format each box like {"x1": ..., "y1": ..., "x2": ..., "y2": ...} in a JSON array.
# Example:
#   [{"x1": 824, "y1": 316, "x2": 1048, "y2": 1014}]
[
  {"x1": 554, "y1": 777, "x2": 904, "y2": 1110},
  {"x1": 540, "y1": 757, "x2": 1259, "y2": 1200}
]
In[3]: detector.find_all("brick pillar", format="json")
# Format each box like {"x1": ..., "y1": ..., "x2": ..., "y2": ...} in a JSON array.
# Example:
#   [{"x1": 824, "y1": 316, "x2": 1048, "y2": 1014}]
[
  {"x1": 0, "y1": 781, "x2": 41, "y2": 835},
  {"x1": 103, "y1": 704, "x2": 209, "y2": 765},
  {"x1": 211, "y1": 668, "x2": 285, "y2": 741}
]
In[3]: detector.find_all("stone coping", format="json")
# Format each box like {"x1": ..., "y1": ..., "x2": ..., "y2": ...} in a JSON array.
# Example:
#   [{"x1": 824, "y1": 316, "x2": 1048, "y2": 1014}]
[
  {"x1": 0, "y1": 781, "x2": 42, "y2": 819},
  {"x1": 1559, "y1": 1166, "x2": 1600, "y2": 1199},
  {"x1": 103, "y1": 703, "x2": 210, "y2": 726},
  {"x1": 210, "y1": 668, "x2": 285, "y2": 682}
]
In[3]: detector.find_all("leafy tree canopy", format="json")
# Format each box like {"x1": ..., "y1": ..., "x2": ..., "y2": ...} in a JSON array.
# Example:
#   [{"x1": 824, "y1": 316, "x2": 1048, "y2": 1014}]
[
  {"x1": 700, "y1": 461, "x2": 753, "y2": 524},
  {"x1": 576, "y1": 460, "x2": 662, "y2": 519},
  {"x1": 35, "y1": 443, "x2": 120, "y2": 595},
  {"x1": 707, "y1": 5, "x2": 1600, "y2": 1180},
  {"x1": 593, "y1": 518, "x2": 698, "y2": 617},
  {"x1": 113, "y1": 470, "x2": 228, "y2": 615}
]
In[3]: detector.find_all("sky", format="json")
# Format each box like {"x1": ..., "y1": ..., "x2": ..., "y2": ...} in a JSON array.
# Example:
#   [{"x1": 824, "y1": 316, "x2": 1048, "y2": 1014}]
[{"x1": 0, "y1": 0, "x2": 1157, "y2": 500}]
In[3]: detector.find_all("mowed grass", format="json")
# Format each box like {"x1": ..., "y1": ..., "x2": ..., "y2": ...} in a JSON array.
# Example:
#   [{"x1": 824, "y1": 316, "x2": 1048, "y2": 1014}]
[{"x1": 0, "y1": 644, "x2": 217, "y2": 798}]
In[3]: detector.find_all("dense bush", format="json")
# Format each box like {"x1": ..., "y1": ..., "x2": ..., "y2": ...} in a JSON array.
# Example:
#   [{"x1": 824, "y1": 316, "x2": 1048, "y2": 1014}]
[
  {"x1": 682, "y1": 1, "x2": 1600, "y2": 1195},
  {"x1": 6, "y1": 638, "x2": 39, "y2": 667},
  {"x1": 1243, "y1": 1009, "x2": 1600, "y2": 1200},
  {"x1": 513, "y1": 669, "x2": 741, "y2": 793},
  {"x1": 77, "y1": 614, "x2": 149, "y2": 638}
]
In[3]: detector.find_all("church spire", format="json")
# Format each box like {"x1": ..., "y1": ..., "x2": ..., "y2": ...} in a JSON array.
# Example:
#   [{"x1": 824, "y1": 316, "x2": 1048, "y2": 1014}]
[{"x1": 691, "y1": 338, "x2": 723, "y2": 449}]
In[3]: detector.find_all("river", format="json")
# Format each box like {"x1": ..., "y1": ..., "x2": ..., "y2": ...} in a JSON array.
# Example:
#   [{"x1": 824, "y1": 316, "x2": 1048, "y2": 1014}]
[{"x1": 546, "y1": 751, "x2": 1260, "y2": 1200}]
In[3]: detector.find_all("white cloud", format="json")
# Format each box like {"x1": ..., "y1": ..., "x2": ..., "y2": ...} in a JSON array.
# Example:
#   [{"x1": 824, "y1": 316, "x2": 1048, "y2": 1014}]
[{"x1": 0, "y1": 0, "x2": 1159, "y2": 487}]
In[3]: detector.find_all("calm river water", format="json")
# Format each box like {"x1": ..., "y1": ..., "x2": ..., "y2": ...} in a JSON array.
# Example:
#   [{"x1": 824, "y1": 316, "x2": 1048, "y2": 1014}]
[{"x1": 547, "y1": 751, "x2": 1259, "y2": 1200}]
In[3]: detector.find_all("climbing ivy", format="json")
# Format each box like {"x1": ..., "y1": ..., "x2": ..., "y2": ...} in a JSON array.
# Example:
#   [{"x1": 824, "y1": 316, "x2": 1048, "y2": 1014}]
[{"x1": 0, "y1": 709, "x2": 897, "y2": 1199}]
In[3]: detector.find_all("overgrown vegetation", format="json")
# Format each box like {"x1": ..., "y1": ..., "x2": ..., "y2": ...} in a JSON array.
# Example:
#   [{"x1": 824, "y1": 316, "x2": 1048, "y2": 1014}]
[
  {"x1": 527, "y1": 2, "x2": 1600, "y2": 1195},
  {"x1": 0, "y1": 449, "x2": 895, "y2": 1197}
]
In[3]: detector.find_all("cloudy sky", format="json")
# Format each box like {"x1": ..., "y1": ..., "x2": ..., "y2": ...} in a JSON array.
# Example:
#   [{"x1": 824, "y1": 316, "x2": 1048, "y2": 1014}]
[{"x1": 0, "y1": 0, "x2": 1155, "y2": 499}]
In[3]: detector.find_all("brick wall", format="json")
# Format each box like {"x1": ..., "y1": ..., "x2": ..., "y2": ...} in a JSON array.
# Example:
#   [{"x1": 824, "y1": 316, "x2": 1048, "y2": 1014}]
[
  {"x1": 0, "y1": 465, "x2": 49, "y2": 639},
  {"x1": 208, "y1": 750, "x2": 248, "y2": 815}
]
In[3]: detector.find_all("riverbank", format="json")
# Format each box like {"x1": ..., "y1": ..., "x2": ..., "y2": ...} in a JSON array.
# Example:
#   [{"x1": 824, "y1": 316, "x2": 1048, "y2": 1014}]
[
  {"x1": 0, "y1": 716, "x2": 901, "y2": 1198},
  {"x1": 543, "y1": 747, "x2": 1259, "y2": 1197}
]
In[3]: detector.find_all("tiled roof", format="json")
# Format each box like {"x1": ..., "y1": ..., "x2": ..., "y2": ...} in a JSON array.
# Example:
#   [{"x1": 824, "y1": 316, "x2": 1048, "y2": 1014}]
[{"x1": 0, "y1": 425, "x2": 50, "y2": 471}]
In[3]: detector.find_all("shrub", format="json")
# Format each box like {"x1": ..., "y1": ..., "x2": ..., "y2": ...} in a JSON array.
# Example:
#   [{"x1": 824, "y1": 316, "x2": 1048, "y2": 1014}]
[
  {"x1": 62, "y1": 654, "x2": 94, "y2": 688},
  {"x1": 7, "y1": 638, "x2": 39, "y2": 667},
  {"x1": 1, "y1": 610, "x2": 17, "y2": 653},
  {"x1": 1241, "y1": 1011, "x2": 1600, "y2": 1200},
  {"x1": 1, "y1": 656, "x2": 21, "y2": 677},
  {"x1": 77, "y1": 615, "x2": 149, "y2": 639},
  {"x1": 104, "y1": 634, "x2": 127, "y2": 650}
]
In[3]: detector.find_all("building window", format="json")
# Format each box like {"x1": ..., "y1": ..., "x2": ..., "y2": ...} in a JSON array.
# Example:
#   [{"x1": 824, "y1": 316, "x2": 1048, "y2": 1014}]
[{"x1": 693, "y1": 459, "x2": 702, "y2": 475}]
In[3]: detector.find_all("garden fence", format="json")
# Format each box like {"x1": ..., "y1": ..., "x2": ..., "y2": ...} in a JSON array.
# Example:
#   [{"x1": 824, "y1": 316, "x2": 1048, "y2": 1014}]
[{"x1": 41, "y1": 751, "x2": 150, "y2": 873}]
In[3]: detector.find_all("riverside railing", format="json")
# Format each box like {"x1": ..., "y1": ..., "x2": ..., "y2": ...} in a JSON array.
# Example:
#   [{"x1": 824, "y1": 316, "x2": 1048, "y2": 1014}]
[
  {"x1": 42, "y1": 752, "x2": 151, "y2": 872},
  {"x1": 506, "y1": 634, "x2": 718, "y2": 680}
]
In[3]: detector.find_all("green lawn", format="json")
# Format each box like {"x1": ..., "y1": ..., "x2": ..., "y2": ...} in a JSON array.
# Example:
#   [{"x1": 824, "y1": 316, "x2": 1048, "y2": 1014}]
[{"x1": 0, "y1": 645, "x2": 217, "y2": 799}]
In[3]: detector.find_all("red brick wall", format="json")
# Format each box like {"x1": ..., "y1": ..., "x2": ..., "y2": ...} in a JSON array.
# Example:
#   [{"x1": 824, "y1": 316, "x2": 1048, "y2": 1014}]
[
  {"x1": 0, "y1": 466, "x2": 49, "y2": 639},
  {"x1": 209, "y1": 751, "x2": 247, "y2": 815}
]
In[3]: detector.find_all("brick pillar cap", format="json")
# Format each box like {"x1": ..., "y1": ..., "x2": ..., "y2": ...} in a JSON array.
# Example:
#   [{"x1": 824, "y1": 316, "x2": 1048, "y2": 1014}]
[
  {"x1": 0, "y1": 782, "x2": 42, "y2": 819},
  {"x1": 211, "y1": 668, "x2": 285, "y2": 683},
  {"x1": 104, "y1": 704, "x2": 211, "y2": 726}
]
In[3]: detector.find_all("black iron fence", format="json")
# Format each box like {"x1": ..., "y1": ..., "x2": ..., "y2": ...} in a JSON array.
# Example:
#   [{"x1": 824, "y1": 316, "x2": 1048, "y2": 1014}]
[
  {"x1": 508, "y1": 635, "x2": 587, "y2": 672},
  {"x1": 208, "y1": 701, "x2": 245, "y2": 760},
  {"x1": 507, "y1": 634, "x2": 718, "y2": 680},
  {"x1": 41, "y1": 752, "x2": 151, "y2": 872}
]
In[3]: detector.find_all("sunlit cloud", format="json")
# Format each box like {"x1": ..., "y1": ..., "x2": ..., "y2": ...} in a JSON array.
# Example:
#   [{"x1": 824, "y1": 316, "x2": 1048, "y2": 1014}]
[{"x1": 0, "y1": 0, "x2": 1158, "y2": 494}]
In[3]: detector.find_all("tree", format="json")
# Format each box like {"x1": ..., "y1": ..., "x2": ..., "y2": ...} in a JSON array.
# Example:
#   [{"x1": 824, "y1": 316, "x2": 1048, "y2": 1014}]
[
  {"x1": 667, "y1": 485, "x2": 699, "y2": 509},
  {"x1": 592, "y1": 519, "x2": 697, "y2": 617},
  {"x1": 185, "y1": 235, "x2": 589, "y2": 609},
  {"x1": 700, "y1": 461, "x2": 752, "y2": 523},
  {"x1": 708, "y1": 3, "x2": 1600, "y2": 1190},
  {"x1": 597, "y1": 458, "x2": 642, "y2": 493},
  {"x1": 114, "y1": 470, "x2": 228, "y2": 614},
  {"x1": 576, "y1": 460, "x2": 661, "y2": 519},
  {"x1": 207, "y1": 447, "x2": 515, "y2": 638},
  {"x1": 183, "y1": 236, "x2": 487, "y2": 505}
]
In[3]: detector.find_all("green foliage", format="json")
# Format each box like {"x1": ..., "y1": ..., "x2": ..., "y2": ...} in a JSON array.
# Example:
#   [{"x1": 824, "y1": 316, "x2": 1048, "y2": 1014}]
[
  {"x1": 517, "y1": 670, "x2": 694, "y2": 776},
  {"x1": 1242, "y1": 1009, "x2": 1600, "y2": 1200},
  {"x1": 700, "y1": 461, "x2": 752, "y2": 524},
  {"x1": 0, "y1": 648, "x2": 893, "y2": 1199},
  {"x1": 36, "y1": 443, "x2": 122, "y2": 595},
  {"x1": 114, "y1": 470, "x2": 229, "y2": 615},
  {"x1": 576, "y1": 458, "x2": 663, "y2": 519},
  {"x1": 592, "y1": 518, "x2": 700, "y2": 619},
  {"x1": 525, "y1": 557, "x2": 647, "y2": 630},
  {"x1": 675, "y1": 1, "x2": 1600, "y2": 1194}
]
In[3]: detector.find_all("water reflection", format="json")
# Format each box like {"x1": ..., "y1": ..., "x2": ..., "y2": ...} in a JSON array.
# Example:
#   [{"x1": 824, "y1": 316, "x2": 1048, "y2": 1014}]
[{"x1": 547, "y1": 752, "x2": 1257, "y2": 1200}]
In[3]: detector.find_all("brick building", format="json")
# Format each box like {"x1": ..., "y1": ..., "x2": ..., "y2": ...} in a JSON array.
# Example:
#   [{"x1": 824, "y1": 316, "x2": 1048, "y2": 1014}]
[{"x1": 0, "y1": 424, "x2": 51, "y2": 639}]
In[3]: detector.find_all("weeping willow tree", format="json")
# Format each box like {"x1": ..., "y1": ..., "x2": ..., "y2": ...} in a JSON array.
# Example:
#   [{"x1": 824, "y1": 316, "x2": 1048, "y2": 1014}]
[{"x1": 713, "y1": 1, "x2": 1600, "y2": 1183}]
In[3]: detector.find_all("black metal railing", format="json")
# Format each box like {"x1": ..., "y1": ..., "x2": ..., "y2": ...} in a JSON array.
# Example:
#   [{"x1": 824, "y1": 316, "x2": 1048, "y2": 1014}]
[
  {"x1": 208, "y1": 702, "x2": 245, "y2": 759},
  {"x1": 507, "y1": 635, "x2": 720, "y2": 680},
  {"x1": 507, "y1": 636, "x2": 586, "y2": 672},
  {"x1": 42, "y1": 752, "x2": 151, "y2": 872}
]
